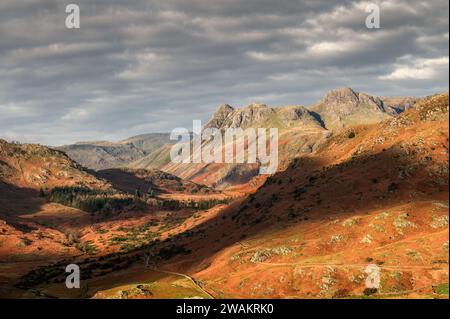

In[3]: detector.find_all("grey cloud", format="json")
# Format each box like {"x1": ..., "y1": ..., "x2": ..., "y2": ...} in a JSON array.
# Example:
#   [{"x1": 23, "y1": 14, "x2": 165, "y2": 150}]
[{"x1": 0, "y1": 0, "x2": 448, "y2": 145}]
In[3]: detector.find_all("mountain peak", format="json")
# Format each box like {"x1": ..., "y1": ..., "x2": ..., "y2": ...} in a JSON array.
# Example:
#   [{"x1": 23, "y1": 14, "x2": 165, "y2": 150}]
[
  {"x1": 216, "y1": 104, "x2": 234, "y2": 112},
  {"x1": 247, "y1": 102, "x2": 269, "y2": 109},
  {"x1": 205, "y1": 102, "x2": 323, "y2": 131},
  {"x1": 311, "y1": 87, "x2": 398, "y2": 131},
  {"x1": 206, "y1": 104, "x2": 235, "y2": 129},
  {"x1": 322, "y1": 87, "x2": 359, "y2": 106}
]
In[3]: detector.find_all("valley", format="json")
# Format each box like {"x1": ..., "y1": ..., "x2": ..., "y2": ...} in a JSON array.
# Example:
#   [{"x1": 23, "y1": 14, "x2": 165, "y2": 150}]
[{"x1": 0, "y1": 89, "x2": 448, "y2": 299}]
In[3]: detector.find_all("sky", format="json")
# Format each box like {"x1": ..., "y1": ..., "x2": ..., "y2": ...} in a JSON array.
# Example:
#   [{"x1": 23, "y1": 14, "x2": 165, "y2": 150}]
[{"x1": 0, "y1": 0, "x2": 448, "y2": 146}]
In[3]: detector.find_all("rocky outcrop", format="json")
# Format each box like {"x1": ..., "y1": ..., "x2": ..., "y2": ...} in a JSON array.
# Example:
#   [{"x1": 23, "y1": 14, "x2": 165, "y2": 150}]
[
  {"x1": 309, "y1": 87, "x2": 420, "y2": 131},
  {"x1": 206, "y1": 88, "x2": 419, "y2": 134},
  {"x1": 0, "y1": 139, "x2": 111, "y2": 190},
  {"x1": 204, "y1": 103, "x2": 323, "y2": 130}
]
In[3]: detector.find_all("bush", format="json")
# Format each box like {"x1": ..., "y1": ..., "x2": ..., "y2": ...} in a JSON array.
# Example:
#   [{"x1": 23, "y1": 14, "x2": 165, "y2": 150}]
[{"x1": 76, "y1": 241, "x2": 98, "y2": 255}]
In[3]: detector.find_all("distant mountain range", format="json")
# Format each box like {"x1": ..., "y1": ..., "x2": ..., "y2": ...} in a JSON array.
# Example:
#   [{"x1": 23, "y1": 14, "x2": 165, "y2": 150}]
[
  {"x1": 0, "y1": 91, "x2": 447, "y2": 299},
  {"x1": 58, "y1": 133, "x2": 171, "y2": 170},
  {"x1": 57, "y1": 87, "x2": 422, "y2": 187}
]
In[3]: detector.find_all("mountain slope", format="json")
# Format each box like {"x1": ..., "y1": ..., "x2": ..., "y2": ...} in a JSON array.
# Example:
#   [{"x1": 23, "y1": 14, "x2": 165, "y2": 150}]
[
  {"x1": 136, "y1": 103, "x2": 328, "y2": 187},
  {"x1": 96, "y1": 168, "x2": 214, "y2": 195},
  {"x1": 0, "y1": 140, "x2": 115, "y2": 290},
  {"x1": 58, "y1": 88, "x2": 421, "y2": 189},
  {"x1": 58, "y1": 133, "x2": 171, "y2": 170},
  {"x1": 142, "y1": 93, "x2": 448, "y2": 298},
  {"x1": 0, "y1": 139, "x2": 225, "y2": 297},
  {"x1": 309, "y1": 87, "x2": 419, "y2": 131},
  {"x1": 128, "y1": 144, "x2": 173, "y2": 170},
  {"x1": 0, "y1": 140, "x2": 110, "y2": 192},
  {"x1": 2, "y1": 93, "x2": 446, "y2": 299}
]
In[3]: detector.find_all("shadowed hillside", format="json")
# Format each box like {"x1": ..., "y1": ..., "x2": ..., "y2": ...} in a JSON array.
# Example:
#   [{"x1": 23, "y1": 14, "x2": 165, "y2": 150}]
[{"x1": 7, "y1": 93, "x2": 446, "y2": 299}]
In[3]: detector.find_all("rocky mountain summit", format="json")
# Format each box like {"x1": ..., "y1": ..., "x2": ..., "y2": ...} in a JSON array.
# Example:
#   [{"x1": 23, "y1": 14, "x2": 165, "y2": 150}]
[
  {"x1": 204, "y1": 87, "x2": 420, "y2": 134},
  {"x1": 310, "y1": 87, "x2": 420, "y2": 131},
  {"x1": 204, "y1": 103, "x2": 322, "y2": 130}
]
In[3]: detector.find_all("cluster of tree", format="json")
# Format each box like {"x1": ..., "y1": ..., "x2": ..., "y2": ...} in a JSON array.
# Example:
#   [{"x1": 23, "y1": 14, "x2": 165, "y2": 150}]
[
  {"x1": 158, "y1": 197, "x2": 232, "y2": 210},
  {"x1": 49, "y1": 186, "x2": 111, "y2": 202},
  {"x1": 48, "y1": 186, "x2": 232, "y2": 214},
  {"x1": 48, "y1": 186, "x2": 133, "y2": 214}
]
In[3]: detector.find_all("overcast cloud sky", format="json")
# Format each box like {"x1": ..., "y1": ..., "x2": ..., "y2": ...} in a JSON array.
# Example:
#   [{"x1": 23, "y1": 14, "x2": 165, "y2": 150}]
[{"x1": 0, "y1": 0, "x2": 448, "y2": 145}]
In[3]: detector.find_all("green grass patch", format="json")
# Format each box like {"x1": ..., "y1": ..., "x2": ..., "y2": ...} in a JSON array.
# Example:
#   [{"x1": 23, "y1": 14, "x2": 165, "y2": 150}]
[{"x1": 433, "y1": 283, "x2": 449, "y2": 295}]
